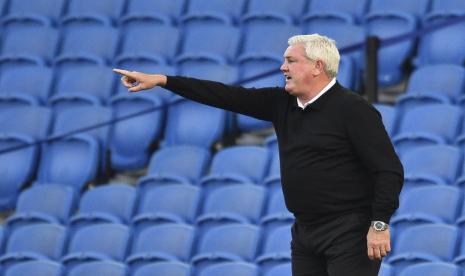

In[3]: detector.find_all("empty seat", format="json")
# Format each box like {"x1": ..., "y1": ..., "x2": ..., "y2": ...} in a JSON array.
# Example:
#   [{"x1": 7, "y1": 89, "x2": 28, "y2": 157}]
[
  {"x1": 125, "y1": 0, "x2": 186, "y2": 23},
  {"x1": 256, "y1": 224, "x2": 292, "y2": 273},
  {"x1": 62, "y1": 223, "x2": 130, "y2": 267},
  {"x1": 67, "y1": 261, "x2": 127, "y2": 276},
  {"x1": 0, "y1": 66, "x2": 53, "y2": 103},
  {"x1": 200, "y1": 146, "x2": 270, "y2": 189},
  {"x1": 0, "y1": 224, "x2": 66, "y2": 269},
  {"x1": 178, "y1": 59, "x2": 238, "y2": 84},
  {"x1": 430, "y1": 0, "x2": 465, "y2": 14},
  {"x1": 0, "y1": 106, "x2": 52, "y2": 139},
  {"x1": 396, "y1": 64, "x2": 465, "y2": 109},
  {"x1": 138, "y1": 146, "x2": 211, "y2": 187},
  {"x1": 185, "y1": 0, "x2": 247, "y2": 23},
  {"x1": 379, "y1": 263, "x2": 393, "y2": 276},
  {"x1": 391, "y1": 186, "x2": 462, "y2": 234},
  {"x1": 0, "y1": 94, "x2": 40, "y2": 113},
  {"x1": 110, "y1": 93, "x2": 164, "y2": 170},
  {"x1": 265, "y1": 262, "x2": 292, "y2": 276},
  {"x1": 400, "y1": 145, "x2": 462, "y2": 189},
  {"x1": 69, "y1": 184, "x2": 136, "y2": 230},
  {"x1": 192, "y1": 224, "x2": 260, "y2": 274},
  {"x1": 5, "y1": 185, "x2": 76, "y2": 232},
  {"x1": 399, "y1": 262, "x2": 461, "y2": 276},
  {"x1": 261, "y1": 188, "x2": 293, "y2": 234},
  {"x1": 66, "y1": 0, "x2": 126, "y2": 23},
  {"x1": 127, "y1": 224, "x2": 195, "y2": 269},
  {"x1": 133, "y1": 261, "x2": 190, "y2": 276},
  {"x1": 392, "y1": 104, "x2": 461, "y2": 154},
  {"x1": 133, "y1": 184, "x2": 201, "y2": 227},
  {"x1": 4, "y1": 260, "x2": 63, "y2": 276},
  {"x1": 200, "y1": 262, "x2": 259, "y2": 276},
  {"x1": 337, "y1": 55, "x2": 356, "y2": 90},
  {"x1": 7, "y1": 0, "x2": 66, "y2": 21},
  {"x1": 369, "y1": 0, "x2": 430, "y2": 19},
  {"x1": 307, "y1": 0, "x2": 368, "y2": 22},
  {"x1": 388, "y1": 224, "x2": 459, "y2": 274},
  {"x1": 246, "y1": 0, "x2": 306, "y2": 22},
  {"x1": 373, "y1": 104, "x2": 398, "y2": 137}
]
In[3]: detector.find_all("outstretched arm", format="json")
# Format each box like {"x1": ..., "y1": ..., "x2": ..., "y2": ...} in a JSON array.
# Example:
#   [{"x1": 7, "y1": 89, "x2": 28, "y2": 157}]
[{"x1": 113, "y1": 68, "x2": 167, "y2": 92}]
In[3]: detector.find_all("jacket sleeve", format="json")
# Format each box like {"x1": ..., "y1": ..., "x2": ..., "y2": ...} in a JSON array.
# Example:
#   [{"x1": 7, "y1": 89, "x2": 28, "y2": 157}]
[
  {"x1": 344, "y1": 98, "x2": 404, "y2": 223},
  {"x1": 163, "y1": 75, "x2": 283, "y2": 122}
]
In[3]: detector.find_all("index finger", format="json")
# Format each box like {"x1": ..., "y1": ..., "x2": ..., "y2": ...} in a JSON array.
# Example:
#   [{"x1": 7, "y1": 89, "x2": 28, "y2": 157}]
[{"x1": 113, "y1": 68, "x2": 136, "y2": 78}]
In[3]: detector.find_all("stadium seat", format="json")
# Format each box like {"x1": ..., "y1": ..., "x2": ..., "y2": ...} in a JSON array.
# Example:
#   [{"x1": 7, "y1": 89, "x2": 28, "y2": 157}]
[
  {"x1": 67, "y1": 261, "x2": 127, "y2": 276},
  {"x1": 162, "y1": 97, "x2": 227, "y2": 148},
  {"x1": 0, "y1": 106, "x2": 52, "y2": 139},
  {"x1": 301, "y1": 13, "x2": 355, "y2": 33},
  {"x1": 125, "y1": 0, "x2": 186, "y2": 24},
  {"x1": 133, "y1": 261, "x2": 191, "y2": 276},
  {"x1": 396, "y1": 64, "x2": 465, "y2": 109},
  {"x1": 0, "y1": 94, "x2": 39, "y2": 113},
  {"x1": 261, "y1": 188, "x2": 294, "y2": 235},
  {"x1": 364, "y1": 12, "x2": 417, "y2": 87},
  {"x1": 192, "y1": 223, "x2": 260, "y2": 274},
  {"x1": 307, "y1": 0, "x2": 369, "y2": 22},
  {"x1": 246, "y1": 0, "x2": 306, "y2": 22},
  {"x1": 200, "y1": 262, "x2": 259, "y2": 276},
  {"x1": 36, "y1": 134, "x2": 98, "y2": 192},
  {"x1": 0, "y1": 17, "x2": 58, "y2": 65},
  {"x1": 197, "y1": 185, "x2": 266, "y2": 228},
  {"x1": 4, "y1": 260, "x2": 63, "y2": 276},
  {"x1": 132, "y1": 184, "x2": 201, "y2": 227},
  {"x1": 69, "y1": 184, "x2": 136, "y2": 230},
  {"x1": 138, "y1": 146, "x2": 211, "y2": 187},
  {"x1": 178, "y1": 59, "x2": 238, "y2": 84},
  {"x1": 0, "y1": 66, "x2": 53, "y2": 103},
  {"x1": 337, "y1": 56, "x2": 356, "y2": 90},
  {"x1": 392, "y1": 104, "x2": 461, "y2": 154},
  {"x1": 66, "y1": 0, "x2": 125, "y2": 23},
  {"x1": 119, "y1": 17, "x2": 180, "y2": 64},
  {"x1": 388, "y1": 224, "x2": 459, "y2": 274},
  {"x1": 399, "y1": 262, "x2": 461, "y2": 276},
  {"x1": 200, "y1": 146, "x2": 270, "y2": 189},
  {"x1": 414, "y1": 13, "x2": 465, "y2": 67},
  {"x1": 262, "y1": 150, "x2": 281, "y2": 191},
  {"x1": 5, "y1": 185, "x2": 76, "y2": 232},
  {"x1": 430, "y1": 0, "x2": 465, "y2": 14},
  {"x1": 127, "y1": 224, "x2": 195, "y2": 270},
  {"x1": 264, "y1": 262, "x2": 292, "y2": 276},
  {"x1": 109, "y1": 93, "x2": 164, "y2": 170},
  {"x1": 379, "y1": 263, "x2": 392, "y2": 276},
  {"x1": 0, "y1": 134, "x2": 38, "y2": 210},
  {"x1": 373, "y1": 104, "x2": 398, "y2": 137},
  {"x1": 185, "y1": 0, "x2": 247, "y2": 24},
  {"x1": 7, "y1": 0, "x2": 66, "y2": 22},
  {"x1": 0, "y1": 224, "x2": 66, "y2": 269},
  {"x1": 400, "y1": 145, "x2": 462, "y2": 190},
  {"x1": 256, "y1": 224, "x2": 292, "y2": 273},
  {"x1": 369, "y1": 0, "x2": 430, "y2": 19},
  {"x1": 61, "y1": 223, "x2": 130, "y2": 268},
  {"x1": 391, "y1": 186, "x2": 462, "y2": 235},
  {"x1": 453, "y1": 231, "x2": 465, "y2": 265}
]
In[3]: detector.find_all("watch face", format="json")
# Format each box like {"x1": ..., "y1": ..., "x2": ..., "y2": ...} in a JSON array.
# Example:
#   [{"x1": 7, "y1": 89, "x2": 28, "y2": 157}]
[{"x1": 374, "y1": 221, "x2": 384, "y2": 230}]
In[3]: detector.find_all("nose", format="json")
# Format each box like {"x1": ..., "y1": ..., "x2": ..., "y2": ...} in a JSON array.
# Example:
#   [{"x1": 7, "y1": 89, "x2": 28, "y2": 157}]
[{"x1": 280, "y1": 62, "x2": 288, "y2": 72}]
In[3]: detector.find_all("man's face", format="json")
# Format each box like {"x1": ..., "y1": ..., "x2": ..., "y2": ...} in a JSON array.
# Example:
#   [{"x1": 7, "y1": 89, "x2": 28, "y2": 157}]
[{"x1": 280, "y1": 44, "x2": 318, "y2": 96}]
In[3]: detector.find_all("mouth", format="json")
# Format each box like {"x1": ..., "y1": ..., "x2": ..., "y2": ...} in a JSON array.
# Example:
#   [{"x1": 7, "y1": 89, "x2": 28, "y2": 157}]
[{"x1": 285, "y1": 75, "x2": 292, "y2": 82}]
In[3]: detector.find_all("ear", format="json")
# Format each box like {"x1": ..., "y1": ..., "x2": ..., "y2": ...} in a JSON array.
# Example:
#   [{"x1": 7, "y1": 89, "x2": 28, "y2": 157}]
[{"x1": 311, "y1": 60, "x2": 325, "y2": 76}]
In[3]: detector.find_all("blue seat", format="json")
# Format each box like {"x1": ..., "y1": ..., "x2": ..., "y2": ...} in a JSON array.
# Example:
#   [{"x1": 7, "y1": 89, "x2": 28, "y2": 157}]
[
  {"x1": 264, "y1": 262, "x2": 291, "y2": 276},
  {"x1": 200, "y1": 262, "x2": 259, "y2": 276},
  {"x1": 69, "y1": 184, "x2": 136, "y2": 230},
  {"x1": 36, "y1": 135, "x2": 99, "y2": 191},
  {"x1": 373, "y1": 104, "x2": 398, "y2": 137},
  {"x1": 396, "y1": 64, "x2": 465, "y2": 109},
  {"x1": 0, "y1": 106, "x2": 52, "y2": 139},
  {"x1": 6, "y1": 0, "x2": 66, "y2": 23},
  {"x1": 453, "y1": 231, "x2": 465, "y2": 265},
  {"x1": 192, "y1": 223, "x2": 261, "y2": 274},
  {"x1": 302, "y1": 13, "x2": 355, "y2": 33},
  {"x1": 138, "y1": 146, "x2": 211, "y2": 187},
  {"x1": 133, "y1": 261, "x2": 191, "y2": 276},
  {"x1": 67, "y1": 261, "x2": 127, "y2": 276},
  {"x1": 0, "y1": 134, "x2": 38, "y2": 210},
  {"x1": 109, "y1": 93, "x2": 164, "y2": 170},
  {"x1": 400, "y1": 145, "x2": 462, "y2": 190},
  {"x1": 391, "y1": 186, "x2": 462, "y2": 235},
  {"x1": 57, "y1": 17, "x2": 118, "y2": 65},
  {"x1": 455, "y1": 198, "x2": 465, "y2": 230},
  {"x1": 430, "y1": 0, "x2": 465, "y2": 14},
  {"x1": 379, "y1": 263, "x2": 392, "y2": 276},
  {"x1": 66, "y1": 0, "x2": 125, "y2": 23},
  {"x1": 162, "y1": 97, "x2": 226, "y2": 148},
  {"x1": 5, "y1": 185, "x2": 76, "y2": 232},
  {"x1": 364, "y1": 12, "x2": 417, "y2": 87},
  {"x1": 125, "y1": 0, "x2": 186, "y2": 24},
  {"x1": 260, "y1": 188, "x2": 293, "y2": 235},
  {"x1": 185, "y1": 0, "x2": 247, "y2": 24},
  {"x1": 369, "y1": 0, "x2": 430, "y2": 19},
  {"x1": 262, "y1": 150, "x2": 281, "y2": 190},
  {"x1": 4, "y1": 260, "x2": 63, "y2": 276},
  {"x1": 61, "y1": 224, "x2": 130, "y2": 267},
  {"x1": 307, "y1": 0, "x2": 369, "y2": 22},
  {"x1": 256, "y1": 224, "x2": 292, "y2": 273},
  {"x1": 337, "y1": 56, "x2": 356, "y2": 90},
  {"x1": 388, "y1": 224, "x2": 459, "y2": 274},
  {"x1": 200, "y1": 146, "x2": 270, "y2": 189},
  {"x1": 392, "y1": 104, "x2": 461, "y2": 154},
  {"x1": 127, "y1": 224, "x2": 195, "y2": 270},
  {"x1": 51, "y1": 65, "x2": 115, "y2": 105},
  {"x1": 414, "y1": 13, "x2": 465, "y2": 67},
  {"x1": 133, "y1": 184, "x2": 201, "y2": 227},
  {"x1": 0, "y1": 94, "x2": 40, "y2": 114},
  {"x1": 246, "y1": 0, "x2": 306, "y2": 22},
  {"x1": 119, "y1": 17, "x2": 180, "y2": 64},
  {"x1": 197, "y1": 185, "x2": 266, "y2": 227},
  {"x1": 399, "y1": 262, "x2": 461, "y2": 276},
  {"x1": 0, "y1": 18, "x2": 58, "y2": 65},
  {"x1": 0, "y1": 224, "x2": 66, "y2": 269},
  {"x1": 0, "y1": 66, "x2": 53, "y2": 103},
  {"x1": 178, "y1": 59, "x2": 238, "y2": 84}
]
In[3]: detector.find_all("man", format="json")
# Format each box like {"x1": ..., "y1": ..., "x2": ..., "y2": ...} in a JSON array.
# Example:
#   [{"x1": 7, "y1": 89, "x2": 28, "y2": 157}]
[{"x1": 114, "y1": 34, "x2": 403, "y2": 276}]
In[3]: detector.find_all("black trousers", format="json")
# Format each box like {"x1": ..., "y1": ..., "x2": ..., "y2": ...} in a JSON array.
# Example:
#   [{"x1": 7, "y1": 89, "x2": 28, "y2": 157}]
[{"x1": 291, "y1": 212, "x2": 381, "y2": 276}]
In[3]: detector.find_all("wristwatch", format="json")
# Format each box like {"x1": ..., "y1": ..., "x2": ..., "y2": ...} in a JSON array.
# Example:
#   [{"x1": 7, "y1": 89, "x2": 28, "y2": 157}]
[{"x1": 371, "y1": 221, "x2": 389, "y2": 232}]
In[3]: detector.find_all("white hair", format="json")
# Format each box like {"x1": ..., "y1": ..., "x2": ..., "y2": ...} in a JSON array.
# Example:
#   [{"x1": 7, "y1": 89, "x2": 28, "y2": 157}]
[{"x1": 288, "y1": 34, "x2": 340, "y2": 78}]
